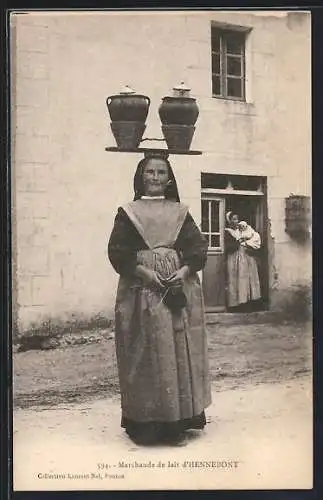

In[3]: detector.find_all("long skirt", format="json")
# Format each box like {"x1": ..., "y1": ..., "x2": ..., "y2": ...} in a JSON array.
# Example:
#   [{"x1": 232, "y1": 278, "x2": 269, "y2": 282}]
[
  {"x1": 114, "y1": 247, "x2": 212, "y2": 441},
  {"x1": 227, "y1": 246, "x2": 261, "y2": 308}
]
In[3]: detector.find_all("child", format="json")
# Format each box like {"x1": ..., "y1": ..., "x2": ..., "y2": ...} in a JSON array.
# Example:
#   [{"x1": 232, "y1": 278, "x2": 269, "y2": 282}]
[
  {"x1": 237, "y1": 221, "x2": 255, "y2": 244},
  {"x1": 238, "y1": 221, "x2": 261, "y2": 249}
]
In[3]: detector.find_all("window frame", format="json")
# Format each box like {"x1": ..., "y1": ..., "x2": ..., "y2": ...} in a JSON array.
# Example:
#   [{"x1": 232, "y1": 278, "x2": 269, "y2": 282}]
[
  {"x1": 211, "y1": 25, "x2": 247, "y2": 102},
  {"x1": 201, "y1": 196, "x2": 225, "y2": 253}
]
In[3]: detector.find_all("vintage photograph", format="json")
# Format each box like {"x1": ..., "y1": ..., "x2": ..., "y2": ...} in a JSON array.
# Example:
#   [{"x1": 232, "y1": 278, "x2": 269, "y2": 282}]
[{"x1": 11, "y1": 9, "x2": 312, "y2": 491}]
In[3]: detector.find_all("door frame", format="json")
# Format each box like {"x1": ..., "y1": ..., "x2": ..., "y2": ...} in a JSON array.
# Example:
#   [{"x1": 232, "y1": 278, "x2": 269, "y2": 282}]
[
  {"x1": 201, "y1": 184, "x2": 269, "y2": 312},
  {"x1": 201, "y1": 195, "x2": 226, "y2": 255},
  {"x1": 201, "y1": 195, "x2": 226, "y2": 312}
]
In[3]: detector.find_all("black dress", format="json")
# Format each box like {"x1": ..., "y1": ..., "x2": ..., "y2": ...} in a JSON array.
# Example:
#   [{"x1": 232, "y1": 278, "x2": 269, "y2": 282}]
[{"x1": 108, "y1": 205, "x2": 211, "y2": 444}]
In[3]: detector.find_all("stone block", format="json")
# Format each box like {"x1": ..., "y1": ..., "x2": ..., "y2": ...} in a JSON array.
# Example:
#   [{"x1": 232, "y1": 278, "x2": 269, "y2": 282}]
[
  {"x1": 15, "y1": 133, "x2": 50, "y2": 163},
  {"x1": 16, "y1": 50, "x2": 49, "y2": 79},
  {"x1": 15, "y1": 77, "x2": 49, "y2": 108},
  {"x1": 17, "y1": 245, "x2": 50, "y2": 276},
  {"x1": 15, "y1": 24, "x2": 49, "y2": 53}
]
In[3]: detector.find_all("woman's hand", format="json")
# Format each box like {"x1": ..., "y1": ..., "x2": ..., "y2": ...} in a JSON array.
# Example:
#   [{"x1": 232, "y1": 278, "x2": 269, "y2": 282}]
[
  {"x1": 135, "y1": 265, "x2": 165, "y2": 291},
  {"x1": 164, "y1": 265, "x2": 190, "y2": 289}
]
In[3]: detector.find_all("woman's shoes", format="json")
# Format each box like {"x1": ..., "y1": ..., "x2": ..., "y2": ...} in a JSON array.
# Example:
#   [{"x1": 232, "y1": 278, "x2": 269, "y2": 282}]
[
  {"x1": 161, "y1": 431, "x2": 189, "y2": 447},
  {"x1": 126, "y1": 428, "x2": 159, "y2": 446},
  {"x1": 127, "y1": 429, "x2": 189, "y2": 447}
]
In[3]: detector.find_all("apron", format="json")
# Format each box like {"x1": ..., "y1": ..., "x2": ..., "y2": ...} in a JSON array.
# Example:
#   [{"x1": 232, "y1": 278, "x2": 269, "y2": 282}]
[{"x1": 114, "y1": 199, "x2": 212, "y2": 423}]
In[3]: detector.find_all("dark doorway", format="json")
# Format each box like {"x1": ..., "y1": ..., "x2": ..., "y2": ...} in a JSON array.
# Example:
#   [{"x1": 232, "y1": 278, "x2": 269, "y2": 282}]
[
  {"x1": 225, "y1": 194, "x2": 269, "y2": 311},
  {"x1": 201, "y1": 173, "x2": 269, "y2": 312}
]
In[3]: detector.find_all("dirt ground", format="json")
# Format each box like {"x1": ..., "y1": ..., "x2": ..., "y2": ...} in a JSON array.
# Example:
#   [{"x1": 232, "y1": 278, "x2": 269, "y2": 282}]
[
  {"x1": 13, "y1": 319, "x2": 312, "y2": 408},
  {"x1": 12, "y1": 319, "x2": 313, "y2": 491}
]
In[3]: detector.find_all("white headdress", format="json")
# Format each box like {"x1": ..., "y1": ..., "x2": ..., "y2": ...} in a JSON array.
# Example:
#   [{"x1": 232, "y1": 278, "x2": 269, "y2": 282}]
[{"x1": 226, "y1": 211, "x2": 233, "y2": 224}]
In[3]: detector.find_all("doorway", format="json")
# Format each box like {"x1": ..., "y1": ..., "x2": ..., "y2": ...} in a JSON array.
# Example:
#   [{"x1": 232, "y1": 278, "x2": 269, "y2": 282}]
[{"x1": 201, "y1": 173, "x2": 269, "y2": 312}]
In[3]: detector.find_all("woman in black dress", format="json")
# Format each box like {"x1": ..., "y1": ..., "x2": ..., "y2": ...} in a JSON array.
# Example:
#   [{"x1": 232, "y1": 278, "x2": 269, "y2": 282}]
[{"x1": 108, "y1": 153, "x2": 211, "y2": 446}]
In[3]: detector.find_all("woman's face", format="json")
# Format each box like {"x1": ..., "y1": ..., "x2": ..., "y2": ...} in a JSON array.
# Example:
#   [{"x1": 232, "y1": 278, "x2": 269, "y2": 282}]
[
  {"x1": 231, "y1": 214, "x2": 239, "y2": 228},
  {"x1": 142, "y1": 158, "x2": 169, "y2": 196}
]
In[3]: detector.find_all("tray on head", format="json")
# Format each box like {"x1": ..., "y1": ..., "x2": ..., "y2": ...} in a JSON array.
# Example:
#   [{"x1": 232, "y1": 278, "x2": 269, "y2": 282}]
[{"x1": 105, "y1": 147, "x2": 202, "y2": 156}]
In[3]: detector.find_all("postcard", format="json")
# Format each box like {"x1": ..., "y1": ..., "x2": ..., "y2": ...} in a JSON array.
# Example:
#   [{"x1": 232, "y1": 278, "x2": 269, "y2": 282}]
[{"x1": 11, "y1": 9, "x2": 312, "y2": 491}]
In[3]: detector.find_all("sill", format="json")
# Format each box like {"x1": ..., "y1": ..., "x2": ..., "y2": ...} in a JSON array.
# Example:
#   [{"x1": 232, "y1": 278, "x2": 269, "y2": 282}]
[
  {"x1": 207, "y1": 249, "x2": 224, "y2": 255},
  {"x1": 212, "y1": 95, "x2": 246, "y2": 102},
  {"x1": 210, "y1": 96, "x2": 256, "y2": 114}
]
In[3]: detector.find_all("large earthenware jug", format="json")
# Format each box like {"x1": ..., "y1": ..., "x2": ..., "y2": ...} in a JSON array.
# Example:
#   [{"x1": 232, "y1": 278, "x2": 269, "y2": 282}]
[
  {"x1": 158, "y1": 82, "x2": 199, "y2": 126},
  {"x1": 107, "y1": 85, "x2": 150, "y2": 123},
  {"x1": 106, "y1": 86, "x2": 150, "y2": 149},
  {"x1": 159, "y1": 82, "x2": 199, "y2": 150}
]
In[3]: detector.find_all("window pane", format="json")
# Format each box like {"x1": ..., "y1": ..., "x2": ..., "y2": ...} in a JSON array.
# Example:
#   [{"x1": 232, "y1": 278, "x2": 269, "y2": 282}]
[
  {"x1": 211, "y1": 234, "x2": 220, "y2": 248},
  {"x1": 226, "y1": 55, "x2": 242, "y2": 76},
  {"x1": 225, "y1": 32, "x2": 244, "y2": 55},
  {"x1": 211, "y1": 31, "x2": 220, "y2": 51},
  {"x1": 201, "y1": 200, "x2": 209, "y2": 232},
  {"x1": 211, "y1": 201, "x2": 220, "y2": 232},
  {"x1": 212, "y1": 52, "x2": 220, "y2": 74},
  {"x1": 201, "y1": 173, "x2": 228, "y2": 189},
  {"x1": 227, "y1": 77, "x2": 243, "y2": 98},
  {"x1": 212, "y1": 75, "x2": 221, "y2": 96}
]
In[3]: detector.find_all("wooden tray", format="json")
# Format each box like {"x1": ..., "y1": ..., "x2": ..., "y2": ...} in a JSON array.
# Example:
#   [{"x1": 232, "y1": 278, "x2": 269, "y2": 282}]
[{"x1": 105, "y1": 147, "x2": 202, "y2": 156}]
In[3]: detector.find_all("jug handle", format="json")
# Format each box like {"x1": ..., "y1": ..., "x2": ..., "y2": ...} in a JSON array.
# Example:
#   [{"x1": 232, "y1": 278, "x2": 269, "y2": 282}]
[
  {"x1": 106, "y1": 96, "x2": 112, "y2": 107},
  {"x1": 145, "y1": 96, "x2": 151, "y2": 107}
]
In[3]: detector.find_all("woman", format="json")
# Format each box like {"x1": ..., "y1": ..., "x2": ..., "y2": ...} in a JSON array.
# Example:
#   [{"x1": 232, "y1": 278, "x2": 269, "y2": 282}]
[
  {"x1": 225, "y1": 211, "x2": 262, "y2": 311},
  {"x1": 108, "y1": 153, "x2": 211, "y2": 446}
]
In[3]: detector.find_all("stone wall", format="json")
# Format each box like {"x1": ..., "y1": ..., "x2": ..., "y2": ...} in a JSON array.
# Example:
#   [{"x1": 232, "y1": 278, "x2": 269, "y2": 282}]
[{"x1": 11, "y1": 11, "x2": 311, "y2": 333}]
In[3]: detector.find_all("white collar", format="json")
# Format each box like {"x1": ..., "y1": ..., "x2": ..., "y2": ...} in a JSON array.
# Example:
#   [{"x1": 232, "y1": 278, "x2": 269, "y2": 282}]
[{"x1": 141, "y1": 196, "x2": 165, "y2": 200}]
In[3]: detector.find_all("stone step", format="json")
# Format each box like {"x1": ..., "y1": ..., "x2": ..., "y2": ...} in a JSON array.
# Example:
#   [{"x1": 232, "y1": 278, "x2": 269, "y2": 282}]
[{"x1": 205, "y1": 310, "x2": 283, "y2": 326}]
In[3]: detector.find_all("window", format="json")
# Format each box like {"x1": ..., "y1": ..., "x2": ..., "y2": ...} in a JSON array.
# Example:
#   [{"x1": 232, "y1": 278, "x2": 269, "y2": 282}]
[
  {"x1": 201, "y1": 173, "x2": 265, "y2": 193},
  {"x1": 201, "y1": 198, "x2": 225, "y2": 251},
  {"x1": 211, "y1": 26, "x2": 246, "y2": 100}
]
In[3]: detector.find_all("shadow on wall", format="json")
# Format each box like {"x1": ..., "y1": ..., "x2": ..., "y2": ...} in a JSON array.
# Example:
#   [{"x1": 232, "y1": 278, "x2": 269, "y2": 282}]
[{"x1": 271, "y1": 283, "x2": 312, "y2": 323}]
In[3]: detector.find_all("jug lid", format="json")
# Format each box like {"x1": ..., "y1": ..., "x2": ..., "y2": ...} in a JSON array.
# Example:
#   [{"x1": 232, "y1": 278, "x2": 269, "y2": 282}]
[
  {"x1": 172, "y1": 81, "x2": 192, "y2": 97},
  {"x1": 119, "y1": 85, "x2": 136, "y2": 95},
  {"x1": 173, "y1": 81, "x2": 191, "y2": 92}
]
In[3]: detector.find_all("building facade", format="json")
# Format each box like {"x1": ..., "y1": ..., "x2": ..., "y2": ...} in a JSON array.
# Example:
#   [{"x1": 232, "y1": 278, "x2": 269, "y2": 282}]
[{"x1": 11, "y1": 10, "x2": 311, "y2": 334}]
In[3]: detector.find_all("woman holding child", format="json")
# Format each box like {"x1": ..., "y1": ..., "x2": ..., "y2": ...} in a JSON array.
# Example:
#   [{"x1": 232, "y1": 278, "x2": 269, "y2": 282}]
[{"x1": 225, "y1": 211, "x2": 262, "y2": 311}]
